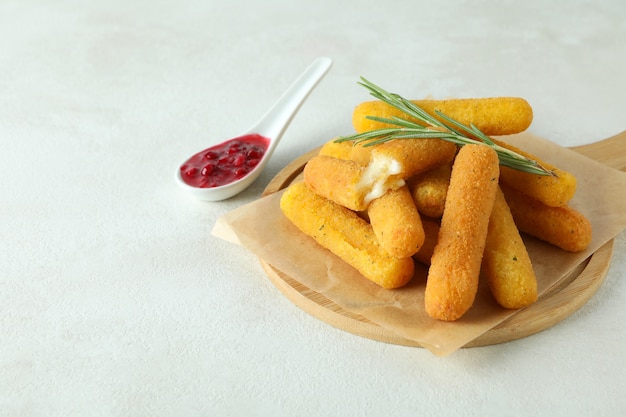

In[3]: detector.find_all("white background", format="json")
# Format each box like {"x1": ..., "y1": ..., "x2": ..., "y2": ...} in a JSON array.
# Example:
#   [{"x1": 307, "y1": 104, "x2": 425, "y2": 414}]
[{"x1": 1, "y1": 1, "x2": 625, "y2": 416}]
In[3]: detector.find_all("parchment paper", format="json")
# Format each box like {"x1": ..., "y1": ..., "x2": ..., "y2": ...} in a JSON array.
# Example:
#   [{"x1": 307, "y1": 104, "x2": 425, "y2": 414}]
[{"x1": 212, "y1": 132, "x2": 626, "y2": 356}]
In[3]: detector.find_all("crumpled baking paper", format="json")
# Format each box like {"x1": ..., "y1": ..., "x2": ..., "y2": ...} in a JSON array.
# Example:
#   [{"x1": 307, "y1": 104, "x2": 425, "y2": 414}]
[{"x1": 212, "y1": 132, "x2": 626, "y2": 356}]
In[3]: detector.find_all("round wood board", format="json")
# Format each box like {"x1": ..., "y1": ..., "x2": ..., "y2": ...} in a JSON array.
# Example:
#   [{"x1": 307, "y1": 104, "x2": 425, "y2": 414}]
[{"x1": 260, "y1": 146, "x2": 615, "y2": 348}]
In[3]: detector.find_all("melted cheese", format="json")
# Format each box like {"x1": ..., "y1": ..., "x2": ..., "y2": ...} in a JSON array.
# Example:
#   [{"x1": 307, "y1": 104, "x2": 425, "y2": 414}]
[{"x1": 356, "y1": 155, "x2": 405, "y2": 206}]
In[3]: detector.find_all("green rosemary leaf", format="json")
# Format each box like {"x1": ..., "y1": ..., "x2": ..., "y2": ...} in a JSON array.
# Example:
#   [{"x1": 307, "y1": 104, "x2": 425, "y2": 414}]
[{"x1": 338, "y1": 77, "x2": 554, "y2": 176}]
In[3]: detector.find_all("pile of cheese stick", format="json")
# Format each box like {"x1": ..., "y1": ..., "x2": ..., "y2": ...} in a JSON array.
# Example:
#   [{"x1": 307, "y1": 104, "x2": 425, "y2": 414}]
[{"x1": 280, "y1": 96, "x2": 592, "y2": 321}]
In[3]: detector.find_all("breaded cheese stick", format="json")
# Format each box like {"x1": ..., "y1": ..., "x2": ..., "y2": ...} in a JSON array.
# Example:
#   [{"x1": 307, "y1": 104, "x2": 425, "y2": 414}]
[
  {"x1": 367, "y1": 185, "x2": 425, "y2": 258},
  {"x1": 425, "y1": 144, "x2": 500, "y2": 321},
  {"x1": 303, "y1": 155, "x2": 405, "y2": 211},
  {"x1": 501, "y1": 185, "x2": 592, "y2": 252},
  {"x1": 353, "y1": 97, "x2": 533, "y2": 137},
  {"x1": 494, "y1": 138, "x2": 577, "y2": 207},
  {"x1": 307, "y1": 138, "x2": 456, "y2": 211},
  {"x1": 482, "y1": 187, "x2": 537, "y2": 309},
  {"x1": 349, "y1": 138, "x2": 457, "y2": 179},
  {"x1": 412, "y1": 218, "x2": 440, "y2": 266},
  {"x1": 319, "y1": 139, "x2": 354, "y2": 160},
  {"x1": 280, "y1": 182, "x2": 415, "y2": 289},
  {"x1": 407, "y1": 162, "x2": 452, "y2": 218}
]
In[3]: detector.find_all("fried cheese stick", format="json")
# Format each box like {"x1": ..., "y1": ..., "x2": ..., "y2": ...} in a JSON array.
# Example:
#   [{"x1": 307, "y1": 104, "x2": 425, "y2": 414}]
[
  {"x1": 494, "y1": 138, "x2": 577, "y2": 207},
  {"x1": 305, "y1": 137, "x2": 456, "y2": 212},
  {"x1": 280, "y1": 182, "x2": 415, "y2": 289},
  {"x1": 303, "y1": 155, "x2": 405, "y2": 211},
  {"x1": 501, "y1": 185, "x2": 592, "y2": 252},
  {"x1": 349, "y1": 138, "x2": 457, "y2": 178},
  {"x1": 407, "y1": 162, "x2": 452, "y2": 218},
  {"x1": 412, "y1": 218, "x2": 440, "y2": 266},
  {"x1": 367, "y1": 185, "x2": 425, "y2": 258},
  {"x1": 353, "y1": 97, "x2": 533, "y2": 137},
  {"x1": 482, "y1": 187, "x2": 538, "y2": 309},
  {"x1": 318, "y1": 139, "x2": 354, "y2": 160},
  {"x1": 425, "y1": 144, "x2": 500, "y2": 321}
]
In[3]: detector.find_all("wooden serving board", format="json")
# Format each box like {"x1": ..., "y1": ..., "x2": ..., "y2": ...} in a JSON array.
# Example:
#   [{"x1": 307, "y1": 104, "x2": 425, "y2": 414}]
[{"x1": 260, "y1": 131, "x2": 626, "y2": 348}]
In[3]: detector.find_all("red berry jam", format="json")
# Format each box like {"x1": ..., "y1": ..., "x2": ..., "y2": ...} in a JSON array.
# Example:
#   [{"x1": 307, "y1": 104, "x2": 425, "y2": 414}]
[{"x1": 180, "y1": 134, "x2": 270, "y2": 188}]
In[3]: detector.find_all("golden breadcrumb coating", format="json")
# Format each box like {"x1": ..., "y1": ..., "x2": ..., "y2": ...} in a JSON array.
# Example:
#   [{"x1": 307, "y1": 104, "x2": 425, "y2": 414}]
[
  {"x1": 501, "y1": 185, "x2": 592, "y2": 252},
  {"x1": 318, "y1": 139, "x2": 354, "y2": 160},
  {"x1": 408, "y1": 162, "x2": 452, "y2": 219},
  {"x1": 367, "y1": 185, "x2": 425, "y2": 258},
  {"x1": 349, "y1": 138, "x2": 457, "y2": 180},
  {"x1": 280, "y1": 182, "x2": 415, "y2": 289},
  {"x1": 425, "y1": 144, "x2": 500, "y2": 321},
  {"x1": 411, "y1": 217, "x2": 440, "y2": 266},
  {"x1": 482, "y1": 187, "x2": 538, "y2": 309},
  {"x1": 493, "y1": 138, "x2": 577, "y2": 208},
  {"x1": 353, "y1": 97, "x2": 533, "y2": 137}
]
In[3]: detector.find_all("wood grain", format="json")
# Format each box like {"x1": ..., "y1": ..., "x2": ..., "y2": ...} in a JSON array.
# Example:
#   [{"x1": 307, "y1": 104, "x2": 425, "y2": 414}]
[
  {"x1": 570, "y1": 130, "x2": 626, "y2": 170},
  {"x1": 260, "y1": 131, "x2": 625, "y2": 348}
]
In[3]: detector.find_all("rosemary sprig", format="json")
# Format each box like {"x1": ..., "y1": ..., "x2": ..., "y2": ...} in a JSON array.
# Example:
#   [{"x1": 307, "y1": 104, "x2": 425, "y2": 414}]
[{"x1": 336, "y1": 77, "x2": 554, "y2": 176}]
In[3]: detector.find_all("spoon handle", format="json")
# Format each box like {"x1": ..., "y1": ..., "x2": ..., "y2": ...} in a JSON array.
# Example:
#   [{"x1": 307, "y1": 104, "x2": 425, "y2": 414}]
[{"x1": 250, "y1": 57, "x2": 333, "y2": 144}]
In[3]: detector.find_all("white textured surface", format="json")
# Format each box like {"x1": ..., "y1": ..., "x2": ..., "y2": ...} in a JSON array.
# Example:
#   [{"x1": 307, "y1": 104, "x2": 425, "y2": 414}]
[{"x1": 1, "y1": 1, "x2": 625, "y2": 416}]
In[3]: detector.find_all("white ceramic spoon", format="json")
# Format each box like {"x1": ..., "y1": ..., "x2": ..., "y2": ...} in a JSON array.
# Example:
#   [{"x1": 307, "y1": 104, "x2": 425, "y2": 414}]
[{"x1": 175, "y1": 57, "x2": 332, "y2": 201}]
